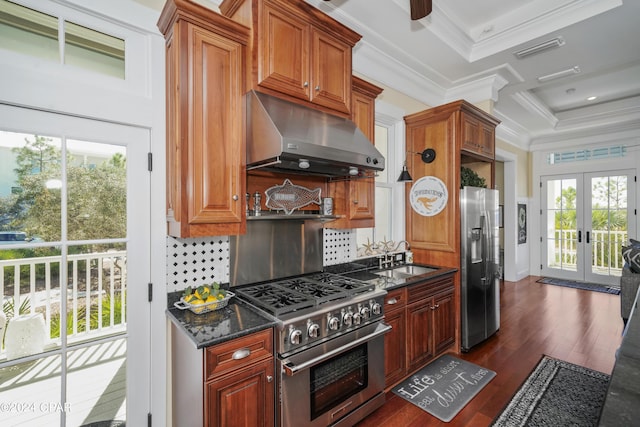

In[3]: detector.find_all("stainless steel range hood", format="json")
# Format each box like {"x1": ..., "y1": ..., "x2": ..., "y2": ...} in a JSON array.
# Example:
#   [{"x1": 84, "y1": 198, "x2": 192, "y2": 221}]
[{"x1": 246, "y1": 90, "x2": 385, "y2": 177}]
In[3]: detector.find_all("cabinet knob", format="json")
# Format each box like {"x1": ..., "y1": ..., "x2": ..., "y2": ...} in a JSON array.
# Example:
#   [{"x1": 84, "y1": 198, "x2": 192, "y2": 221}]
[
  {"x1": 315, "y1": 85, "x2": 320, "y2": 91},
  {"x1": 267, "y1": 375, "x2": 273, "y2": 383},
  {"x1": 353, "y1": 200, "x2": 359, "y2": 204},
  {"x1": 387, "y1": 298, "x2": 398, "y2": 305},
  {"x1": 232, "y1": 194, "x2": 239, "y2": 201},
  {"x1": 303, "y1": 81, "x2": 309, "y2": 87}
]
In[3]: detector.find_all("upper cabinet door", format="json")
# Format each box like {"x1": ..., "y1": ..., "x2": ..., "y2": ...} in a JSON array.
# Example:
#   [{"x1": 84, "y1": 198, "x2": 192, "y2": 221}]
[
  {"x1": 159, "y1": 2, "x2": 249, "y2": 238},
  {"x1": 189, "y1": 26, "x2": 245, "y2": 227},
  {"x1": 258, "y1": 4, "x2": 310, "y2": 100},
  {"x1": 310, "y1": 28, "x2": 352, "y2": 114}
]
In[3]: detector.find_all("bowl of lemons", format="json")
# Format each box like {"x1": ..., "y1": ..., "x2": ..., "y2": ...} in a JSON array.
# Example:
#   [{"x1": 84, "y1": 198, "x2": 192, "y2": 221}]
[{"x1": 174, "y1": 282, "x2": 234, "y2": 314}]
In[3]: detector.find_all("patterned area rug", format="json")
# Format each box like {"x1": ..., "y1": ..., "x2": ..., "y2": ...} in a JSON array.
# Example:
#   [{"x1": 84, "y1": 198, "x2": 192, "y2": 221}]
[
  {"x1": 537, "y1": 277, "x2": 620, "y2": 295},
  {"x1": 491, "y1": 356, "x2": 610, "y2": 426}
]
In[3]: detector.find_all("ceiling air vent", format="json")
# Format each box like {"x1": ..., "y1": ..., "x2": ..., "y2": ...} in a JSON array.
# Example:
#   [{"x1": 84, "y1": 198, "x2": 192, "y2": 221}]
[
  {"x1": 537, "y1": 66, "x2": 581, "y2": 83},
  {"x1": 514, "y1": 37, "x2": 565, "y2": 59}
]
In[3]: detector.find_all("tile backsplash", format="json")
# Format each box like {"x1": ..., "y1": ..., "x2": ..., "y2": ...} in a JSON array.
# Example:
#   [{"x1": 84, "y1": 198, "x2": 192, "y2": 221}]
[
  {"x1": 166, "y1": 236, "x2": 230, "y2": 293},
  {"x1": 166, "y1": 229, "x2": 357, "y2": 292}
]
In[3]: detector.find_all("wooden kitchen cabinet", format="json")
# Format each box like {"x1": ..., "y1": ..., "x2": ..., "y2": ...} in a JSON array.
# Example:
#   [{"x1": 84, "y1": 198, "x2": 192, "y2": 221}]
[
  {"x1": 383, "y1": 288, "x2": 407, "y2": 387},
  {"x1": 205, "y1": 330, "x2": 275, "y2": 427},
  {"x1": 172, "y1": 323, "x2": 275, "y2": 427},
  {"x1": 383, "y1": 273, "x2": 455, "y2": 390},
  {"x1": 407, "y1": 276, "x2": 455, "y2": 373},
  {"x1": 158, "y1": 0, "x2": 248, "y2": 237},
  {"x1": 327, "y1": 76, "x2": 383, "y2": 229},
  {"x1": 461, "y1": 111, "x2": 496, "y2": 159},
  {"x1": 205, "y1": 357, "x2": 274, "y2": 427},
  {"x1": 404, "y1": 101, "x2": 498, "y2": 353},
  {"x1": 220, "y1": 0, "x2": 361, "y2": 116}
]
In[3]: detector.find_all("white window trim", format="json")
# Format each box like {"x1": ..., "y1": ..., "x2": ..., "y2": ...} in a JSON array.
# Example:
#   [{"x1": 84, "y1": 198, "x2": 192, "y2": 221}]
[{"x1": 376, "y1": 100, "x2": 407, "y2": 243}]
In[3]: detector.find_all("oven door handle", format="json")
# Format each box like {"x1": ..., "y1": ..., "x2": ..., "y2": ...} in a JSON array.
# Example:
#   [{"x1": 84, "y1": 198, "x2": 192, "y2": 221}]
[{"x1": 282, "y1": 323, "x2": 392, "y2": 377}]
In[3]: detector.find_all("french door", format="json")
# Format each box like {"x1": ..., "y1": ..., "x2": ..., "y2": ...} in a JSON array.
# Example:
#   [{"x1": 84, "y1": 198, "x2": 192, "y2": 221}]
[
  {"x1": 541, "y1": 171, "x2": 635, "y2": 285},
  {"x1": 0, "y1": 105, "x2": 150, "y2": 426}
]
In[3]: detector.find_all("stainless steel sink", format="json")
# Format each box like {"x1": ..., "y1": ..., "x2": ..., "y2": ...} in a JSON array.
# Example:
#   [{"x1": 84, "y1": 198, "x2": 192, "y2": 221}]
[
  {"x1": 390, "y1": 265, "x2": 438, "y2": 276},
  {"x1": 373, "y1": 265, "x2": 438, "y2": 280},
  {"x1": 375, "y1": 269, "x2": 412, "y2": 279}
]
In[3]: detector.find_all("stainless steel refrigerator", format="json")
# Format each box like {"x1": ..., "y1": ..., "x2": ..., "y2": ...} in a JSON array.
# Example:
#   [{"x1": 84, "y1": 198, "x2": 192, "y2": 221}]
[{"x1": 460, "y1": 186, "x2": 500, "y2": 352}]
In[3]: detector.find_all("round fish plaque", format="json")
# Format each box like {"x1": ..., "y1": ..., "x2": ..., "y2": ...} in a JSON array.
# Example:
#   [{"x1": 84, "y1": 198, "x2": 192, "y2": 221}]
[{"x1": 409, "y1": 176, "x2": 448, "y2": 216}]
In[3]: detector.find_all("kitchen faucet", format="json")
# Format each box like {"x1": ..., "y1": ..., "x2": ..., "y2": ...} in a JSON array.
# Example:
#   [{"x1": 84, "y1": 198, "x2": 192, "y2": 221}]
[{"x1": 378, "y1": 240, "x2": 411, "y2": 269}]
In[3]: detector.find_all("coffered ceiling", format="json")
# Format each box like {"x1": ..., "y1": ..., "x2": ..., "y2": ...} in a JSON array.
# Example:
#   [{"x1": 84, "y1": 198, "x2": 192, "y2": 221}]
[{"x1": 137, "y1": 0, "x2": 640, "y2": 150}]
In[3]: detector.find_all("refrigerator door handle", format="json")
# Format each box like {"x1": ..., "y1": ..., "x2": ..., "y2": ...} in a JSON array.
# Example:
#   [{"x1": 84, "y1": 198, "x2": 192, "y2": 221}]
[{"x1": 480, "y1": 215, "x2": 487, "y2": 283}]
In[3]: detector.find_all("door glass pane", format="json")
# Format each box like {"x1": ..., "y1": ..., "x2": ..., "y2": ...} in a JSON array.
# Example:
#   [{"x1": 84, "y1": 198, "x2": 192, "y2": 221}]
[
  {"x1": 66, "y1": 340, "x2": 126, "y2": 426},
  {"x1": 0, "y1": 355, "x2": 62, "y2": 426},
  {"x1": 590, "y1": 175, "x2": 627, "y2": 277},
  {"x1": 0, "y1": 131, "x2": 62, "y2": 242},
  {"x1": 1, "y1": 130, "x2": 129, "y2": 426},
  {"x1": 66, "y1": 140, "x2": 126, "y2": 241},
  {"x1": 545, "y1": 179, "x2": 577, "y2": 271}
]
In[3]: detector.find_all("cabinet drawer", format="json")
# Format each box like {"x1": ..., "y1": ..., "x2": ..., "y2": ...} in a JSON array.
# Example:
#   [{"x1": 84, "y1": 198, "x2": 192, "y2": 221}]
[
  {"x1": 205, "y1": 328, "x2": 273, "y2": 380},
  {"x1": 384, "y1": 288, "x2": 407, "y2": 309},
  {"x1": 407, "y1": 275, "x2": 454, "y2": 304}
]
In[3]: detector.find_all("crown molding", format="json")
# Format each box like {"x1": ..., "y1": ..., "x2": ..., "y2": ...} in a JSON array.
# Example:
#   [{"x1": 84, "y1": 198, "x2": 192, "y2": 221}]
[
  {"x1": 529, "y1": 120, "x2": 640, "y2": 150},
  {"x1": 511, "y1": 91, "x2": 559, "y2": 127},
  {"x1": 428, "y1": 0, "x2": 622, "y2": 62},
  {"x1": 353, "y1": 41, "x2": 446, "y2": 107},
  {"x1": 445, "y1": 74, "x2": 508, "y2": 104},
  {"x1": 554, "y1": 96, "x2": 640, "y2": 130},
  {"x1": 492, "y1": 109, "x2": 532, "y2": 150}
]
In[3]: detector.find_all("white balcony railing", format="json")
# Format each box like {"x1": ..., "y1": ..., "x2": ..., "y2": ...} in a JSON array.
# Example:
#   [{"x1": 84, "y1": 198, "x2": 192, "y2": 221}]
[
  {"x1": 552, "y1": 229, "x2": 627, "y2": 273},
  {"x1": 0, "y1": 251, "x2": 126, "y2": 358}
]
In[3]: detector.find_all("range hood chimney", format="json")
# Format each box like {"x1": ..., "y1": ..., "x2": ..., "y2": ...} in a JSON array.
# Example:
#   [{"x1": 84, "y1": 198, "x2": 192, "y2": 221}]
[{"x1": 246, "y1": 90, "x2": 385, "y2": 178}]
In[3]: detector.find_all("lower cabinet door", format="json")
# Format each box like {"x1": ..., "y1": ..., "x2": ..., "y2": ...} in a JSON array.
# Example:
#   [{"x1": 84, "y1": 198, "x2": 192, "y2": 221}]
[
  {"x1": 205, "y1": 359, "x2": 274, "y2": 427},
  {"x1": 384, "y1": 307, "x2": 406, "y2": 387},
  {"x1": 407, "y1": 301, "x2": 434, "y2": 372},
  {"x1": 433, "y1": 290, "x2": 455, "y2": 354}
]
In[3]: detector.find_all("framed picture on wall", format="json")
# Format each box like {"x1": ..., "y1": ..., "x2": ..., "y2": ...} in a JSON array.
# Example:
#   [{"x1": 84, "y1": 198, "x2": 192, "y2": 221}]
[{"x1": 518, "y1": 203, "x2": 527, "y2": 244}]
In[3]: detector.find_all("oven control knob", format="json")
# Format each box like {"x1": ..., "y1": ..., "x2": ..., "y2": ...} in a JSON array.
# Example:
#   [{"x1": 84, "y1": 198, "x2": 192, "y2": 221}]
[
  {"x1": 342, "y1": 309, "x2": 353, "y2": 327},
  {"x1": 360, "y1": 305, "x2": 371, "y2": 319},
  {"x1": 328, "y1": 315, "x2": 340, "y2": 331},
  {"x1": 308, "y1": 322, "x2": 320, "y2": 338},
  {"x1": 371, "y1": 302, "x2": 382, "y2": 315},
  {"x1": 289, "y1": 328, "x2": 303, "y2": 345},
  {"x1": 352, "y1": 312, "x2": 362, "y2": 325}
]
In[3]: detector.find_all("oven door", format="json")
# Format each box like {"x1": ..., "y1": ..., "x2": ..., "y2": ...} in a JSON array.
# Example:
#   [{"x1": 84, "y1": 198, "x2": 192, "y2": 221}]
[{"x1": 279, "y1": 322, "x2": 391, "y2": 427}]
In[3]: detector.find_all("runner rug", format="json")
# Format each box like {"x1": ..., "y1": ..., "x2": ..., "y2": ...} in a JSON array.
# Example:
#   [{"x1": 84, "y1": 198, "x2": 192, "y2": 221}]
[
  {"x1": 491, "y1": 356, "x2": 610, "y2": 426},
  {"x1": 391, "y1": 354, "x2": 496, "y2": 422},
  {"x1": 537, "y1": 277, "x2": 620, "y2": 295}
]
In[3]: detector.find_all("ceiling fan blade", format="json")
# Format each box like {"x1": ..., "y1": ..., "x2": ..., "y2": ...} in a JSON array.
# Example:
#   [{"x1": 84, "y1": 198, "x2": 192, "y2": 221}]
[{"x1": 410, "y1": 0, "x2": 432, "y2": 20}]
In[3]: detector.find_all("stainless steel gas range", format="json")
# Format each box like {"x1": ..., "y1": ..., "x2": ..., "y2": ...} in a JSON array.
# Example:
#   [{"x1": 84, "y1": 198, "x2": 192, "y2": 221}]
[{"x1": 235, "y1": 272, "x2": 391, "y2": 427}]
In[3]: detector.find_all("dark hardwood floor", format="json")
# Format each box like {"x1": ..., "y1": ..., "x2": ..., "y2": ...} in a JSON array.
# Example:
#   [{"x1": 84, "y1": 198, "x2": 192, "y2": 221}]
[{"x1": 356, "y1": 275, "x2": 624, "y2": 427}]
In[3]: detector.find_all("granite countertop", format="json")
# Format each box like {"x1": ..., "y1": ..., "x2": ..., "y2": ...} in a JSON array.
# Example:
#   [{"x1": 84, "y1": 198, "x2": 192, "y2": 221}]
[
  {"x1": 167, "y1": 293, "x2": 276, "y2": 349},
  {"x1": 167, "y1": 259, "x2": 456, "y2": 349},
  {"x1": 598, "y1": 286, "x2": 640, "y2": 425}
]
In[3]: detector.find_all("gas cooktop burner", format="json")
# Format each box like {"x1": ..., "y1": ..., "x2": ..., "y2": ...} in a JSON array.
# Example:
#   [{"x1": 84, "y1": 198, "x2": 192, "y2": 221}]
[
  {"x1": 236, "y1": 283, "x2": 314, "y2": 315},
  {"x1": 235, "y1": 272, "x2": 376, "y2": 316},
  {"x1": 311, "y1": 272, "x2": 375, "y2": 293},
  {"x1": 277, "y1": 279, "x2": 348, "y2": 304}
]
